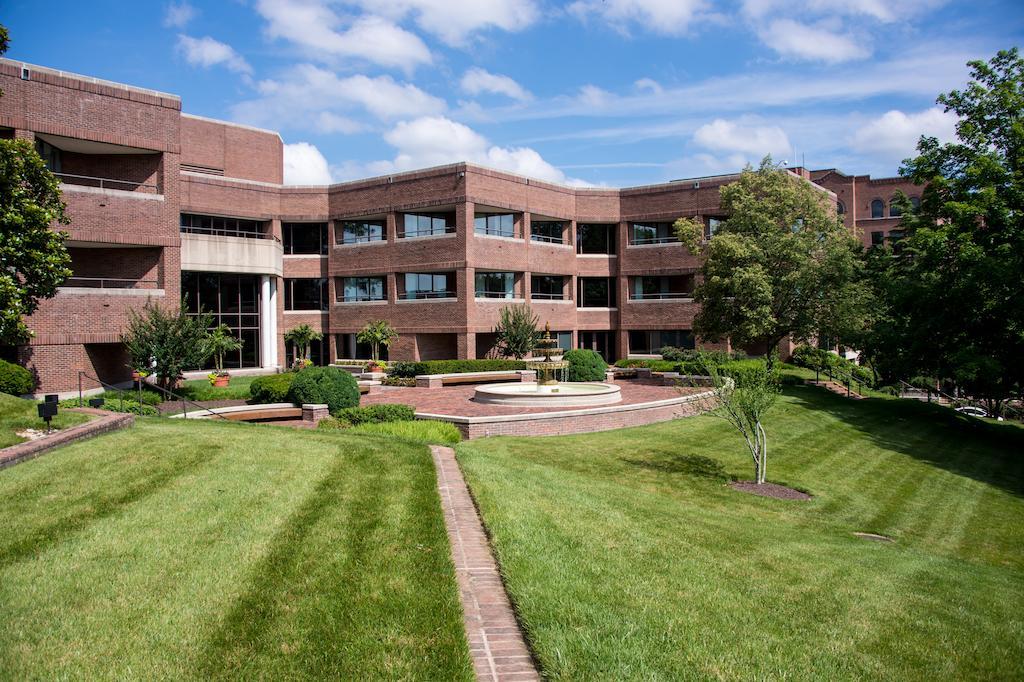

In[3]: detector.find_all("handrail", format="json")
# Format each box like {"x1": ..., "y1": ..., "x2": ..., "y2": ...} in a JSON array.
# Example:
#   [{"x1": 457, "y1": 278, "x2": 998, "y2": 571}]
[
  {"x1": 403, "y1": 290, "x2": 456, "y2": 300},
  {"x1": 475, "y1": 291, "x2": 516, "y2": 299},
  {"x1": 64, "y1": 276, "x2": 159, "y2": 289},
  {"x1": 56, "y1": 172, "x2": 158, "y2": 192},
  {"x1": 530, "y1": 292, "x2": 565, "y2": 300},
  {"x1": 814, "y1": 364, "x2": 866, "y2": 398},
  {"x1": 181, "y1": 225, "x2": 272, "y2": 240},
  {"x1": 141, "y1": 380, "x2": 230, "y2": 420},
  {"x1": 530, "y1": 233, "x2": 566, "y2": 244},
  {"x1": 896, "y1": 379, "x2": 960, "y2": 405},
  {"x1": 76, "y1": 371, "x2": 227, "y2": 420},
  {"x1": 629, "y1": 236, "x2": 679, "y2": 245},
  {"x1": 629, "y1": 292, "x2": 693, "y2": 300},
  {"x1": 402, "y1": 227, "x2": 456, "y2": 238}
]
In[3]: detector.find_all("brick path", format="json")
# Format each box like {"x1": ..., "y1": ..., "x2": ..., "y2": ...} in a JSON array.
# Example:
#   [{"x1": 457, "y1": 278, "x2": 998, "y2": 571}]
[{"x1": 431, "y1": 445, "x2": 540, "y2": 682}]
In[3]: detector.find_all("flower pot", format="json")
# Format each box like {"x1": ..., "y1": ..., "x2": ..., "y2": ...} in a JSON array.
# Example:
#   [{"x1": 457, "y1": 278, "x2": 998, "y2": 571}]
[
  {"x1": 131, "y1": 370, "x2": 142, "y2": 382},
  {"x1": 213, "y1": 374, "x2": 230, "y2": 388}
]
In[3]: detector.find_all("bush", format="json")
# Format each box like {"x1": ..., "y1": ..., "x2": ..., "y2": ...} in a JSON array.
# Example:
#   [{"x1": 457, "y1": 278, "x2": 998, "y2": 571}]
[
  {"x1": 382, "y1": 376, "x2": 417, "y2": 387},
  {"x1": 333, "y1": 403, "x2": 416, "y2": 426},
  {"x1": 250, "y1": 373, "x2": 295, "y2": 403},
  {"x1": 718, "y1": 359, "x2": 777, "y2": 388},
  {"x1": 58, "y1": 396, "x2": 158, "y2": 416},
  {"x1": 350, "y1": 420, "x2": 462, "y2": 445},
  {"x1": 563, "y1": 349, "x2": 607, "y2": 382},
  {"x1": 388, "y1": 359, "x2": 528, "y2": 378},
  {"x1": 790, "y1": 345, "x2": 874, "y2": 386},
  {"x1": 0, "y1": 359, "x2": 33, "y2": 396},
  {"x1": 288, "y1": 366, "x2": 360, "y2": 414}
]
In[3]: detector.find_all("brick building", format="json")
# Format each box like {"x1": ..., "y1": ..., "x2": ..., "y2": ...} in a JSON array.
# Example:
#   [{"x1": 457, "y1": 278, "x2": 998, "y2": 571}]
[{"x1": 0, "y1": 59, "x2": 924, "y2": 395}]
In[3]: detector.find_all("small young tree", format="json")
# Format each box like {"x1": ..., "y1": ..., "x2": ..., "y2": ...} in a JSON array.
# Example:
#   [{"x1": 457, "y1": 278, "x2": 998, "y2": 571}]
[
  {"x1": 121, "y1": 300, "x2": 213, "y2": 391},
  {"x1": 205, "y1": 323, "x2": 243, "y2": 377},
  {"x1": 494, "y1": 303, "x2": 539, "y2": 359},
  {"x1": 284, "y1": 324, "x2": 323, "y2": 367},
  {"x1": 356, "y1": 319, "x2": 398, "y2": 362},
  {"x1": 697, "y1": 355, "x2": 779, "y2": 484}
]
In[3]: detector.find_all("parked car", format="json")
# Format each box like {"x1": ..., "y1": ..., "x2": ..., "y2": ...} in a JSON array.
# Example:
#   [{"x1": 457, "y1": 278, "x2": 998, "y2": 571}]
[{"x1": 954, "y1": 405, "x2": 990, "y2": 418}]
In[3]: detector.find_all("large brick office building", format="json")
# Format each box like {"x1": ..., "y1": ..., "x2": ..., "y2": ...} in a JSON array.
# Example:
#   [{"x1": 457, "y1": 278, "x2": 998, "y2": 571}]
[{"x1": 0, "y1": 59, "x2": 922, "y2": 395}]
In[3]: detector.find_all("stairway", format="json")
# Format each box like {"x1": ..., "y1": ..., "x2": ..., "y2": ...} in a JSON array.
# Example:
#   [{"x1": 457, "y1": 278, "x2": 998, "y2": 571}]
[{"x1": 808, "y1": 379, "x2": 866, "y2": 400}]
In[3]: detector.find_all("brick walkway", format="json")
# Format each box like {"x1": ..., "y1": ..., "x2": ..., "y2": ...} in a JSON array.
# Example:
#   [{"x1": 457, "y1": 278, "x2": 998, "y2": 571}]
[{"x1": 431, "y1": 445, "x2": 540, "y2": 682}]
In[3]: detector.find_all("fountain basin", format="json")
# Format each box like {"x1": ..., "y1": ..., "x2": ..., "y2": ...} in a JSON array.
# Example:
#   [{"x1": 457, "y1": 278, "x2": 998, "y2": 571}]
[{"x1": 473, "y1": 382, "x2": 621, "y2": 406}]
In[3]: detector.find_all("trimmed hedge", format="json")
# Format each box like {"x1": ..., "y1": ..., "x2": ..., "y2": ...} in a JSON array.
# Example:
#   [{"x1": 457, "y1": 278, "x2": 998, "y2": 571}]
[
  {"x1": 289, "y1": 366, "x2": 360, "y2": 414},
  {"x1": 334, "y1": 403, "x2": 416, "y2": 426},
  {"x1": 388, "y1": 359, "x2": 527, "y2": 378},
  {"x1": 250, "y1": 373, "x2": 295, "y2": 404},
  {"x1": 0, "y1": 359, "x2": 33, "y2": 396},
  {"x1": 563, "y1": 349, "x2": 607, "y2": 381}
]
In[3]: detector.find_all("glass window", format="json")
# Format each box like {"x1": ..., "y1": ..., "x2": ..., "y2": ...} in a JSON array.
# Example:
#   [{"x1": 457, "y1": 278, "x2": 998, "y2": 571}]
[
  {"x1": 577, "y1": 223, "x2": 616, "y2": 254},
  {"x1": 630, "y1": 275, "x2": 693, "y2": 300},
  {"x1": 871, "y1": 231, "x2": 885, "y2": 246},
  {"x1": 283, "y1": 222, "x2": 328, "y2": 255},
  {"x1": 837, "y1": 201, "x2": 846, "y2": 215},
  {"x1": 341, "y1": 276, "x2": 386, "y2": 302},
  {"x1": 628, "y1": 330, "x2": 694, "y2": 354},
  {"x1": 531, "y1": 275, "x2": 565, "y2": 300},
  {"x1": 284, "y1": 278, "x2": 328, "y2": 311},
  {"x1": 403, "y1": 212, "x2": 454, "y2": 238},
  {"x1": 578, "y1": 277, "x2": 616, "y2": 307},
  {"x1": 181, "y1": 213, "x2": 268, "y2": 239},
  {"x1": 35, "y1": 139, "x2": 62, "y2": 173},
  {"x1": 475, "y1": 272, "x2": 515, "y2": 299},
  {"x1": 180, "y1": 271, "x2": 261, "y2": 369},
  {"x1": 629, "y1": 222, "x2": 676, "y2": 245},
  {"x1": 338, "y1": 220, "x2": 385, "y2": 244},
  {"x1": 474, "y1": 213, "x2": 516, "y2": 238},
  {"x1": 871, "y1": 199, "x2": 884, "y2": 219},
  {"x1": 704, "y1": 217, "x2": 724, "y2": 240},
  {"x1": 531, "y1": 220, "x2": 566, "y2": 244},
  {"x1": 554, "y1": 331, "x2": 572, "y2": 350},
  {"x1": 910, "y1": 196, "x2": 921, "y2": 210},
  {"x1": 403, "y1": 272, "x2": 453, "y2": 299}
]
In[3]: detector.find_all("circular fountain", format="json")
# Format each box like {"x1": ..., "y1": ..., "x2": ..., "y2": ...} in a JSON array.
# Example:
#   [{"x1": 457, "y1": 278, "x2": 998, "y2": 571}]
[{"x1": 474, "y1": 324, "x2": 622, "y2": 406}]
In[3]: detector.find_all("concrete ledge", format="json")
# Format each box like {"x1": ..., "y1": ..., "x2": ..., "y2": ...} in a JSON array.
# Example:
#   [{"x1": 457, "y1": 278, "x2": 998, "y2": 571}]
[
  {"x1": 415, "y1": 369, "x2": 535, "y2": 388},
  {"x1": 0, "y1": 408, "x2": 134, "y2": 470}
]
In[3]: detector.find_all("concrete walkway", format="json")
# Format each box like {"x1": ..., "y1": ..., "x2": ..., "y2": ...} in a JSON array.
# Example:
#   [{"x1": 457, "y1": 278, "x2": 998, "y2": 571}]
[{"x1": 430, "y1": 445, "x2": 540, "y2": 682}]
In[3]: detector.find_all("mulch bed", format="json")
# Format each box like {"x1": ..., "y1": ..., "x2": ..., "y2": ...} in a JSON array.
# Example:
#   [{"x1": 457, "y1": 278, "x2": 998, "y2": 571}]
[{"x1": 730, "y1": 481, "x2": 812, "y2": 500}]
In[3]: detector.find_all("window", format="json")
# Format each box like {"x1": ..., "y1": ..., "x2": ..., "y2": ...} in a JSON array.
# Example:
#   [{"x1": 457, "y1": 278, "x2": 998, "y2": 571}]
[
  {"x1": 403, "y1": 212, "x2": 455, "y2": 238},
  {"x1": 475, "y1": 272, "x2": 516, "y2": 299},
  {"x1": 704, "y1": 217, "x2": 724, "y2": 240},
  {"x1": 629, "y1": 275, "x2": 694, "y2": 300},
  {"x1": 889, "y1": 198, "x2": 903, "y2": 217},
  {"x1": 475, "y1": 213, "x2": 515, "y2": 238},
  {"x1": 910, "y1": 196, "x2": 921, "y2": 211},
  {"x1": 338, "y1": 220, "x2": 385, "y2": 245},
  {"x1": 181, "y1": 272, "x2": 260, "y2": 369},
  {"x1": 629, "y1": 222, "x2": 677, "y2": 245},
  {"x1": 628, "y1": 330, "x2": 695, "y2": 354},
  {"x1": 871, "y1": 231, "x2": 885, "y2": 246},
  {"x1": 403, "y1": 272, "x2": 453, "y2": 299},
  {"x1": 552, "y1": 331, "x2": 572, "y2": 350},
  {"x1": 870, "y1": 199, "x2": 884, "y2": 219},
  {"x1": 284, "y1": 278, "x2": 328, "y2": 311},
  {"x1": 35, "y1": 139, "x2": 62, "y2": 173},
  {"x1": 577, "y1": 223, "x2": 616, "y2": 254},
  {"x1": 340, "y1": 276, "x2": 386, "y2": 302},
  {"x1": 578, "y1": 277, "x2": 616, "y2": 307},
  {"x1": 181, "y1": 213, "x2": 268, "y2": 239},
  {"x1": 337, "y1": 333, "x2": 388, "y2": 361},
  {"x1": 531, "y1": 275, "x2": 565, "y2": 300},
  {"x1": 531, "y1": 220, "x2": 567, "y2": 244},
  {"x1": 837, "y1": 201, "x2": 846, "y2": 215},
  {"x1": 283, "y1": 222, "x2": 328, "y2": 255},
  {"x1": 287, "y1": 338, "x2": 327, "y2": 367}
]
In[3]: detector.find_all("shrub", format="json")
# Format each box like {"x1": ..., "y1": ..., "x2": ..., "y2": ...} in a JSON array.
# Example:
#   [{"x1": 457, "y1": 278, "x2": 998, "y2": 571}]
[
  {"x1": 288, "y1": 366, "x2": 360, "y2": 414},
  {"x1": 0, "y1": 359, "x2": 34, "y2": 395},
  {"x1": 388, "y1": 359, "x2": 528, "y2": 378},
  {"x1": 658, "y1": 345, "x2": 693, "y2": 362},
  {"x1": 719, "y1": 359, "x2": 777, "y2": 388},
  {"x1": 382, "y1": 376, "x2": 416, "y2": 387},
  {"x1": 250, "y1": 373, "x2": 295, "y2": 403},
  {"x1": 350, "y1": 420, "x2": 462, "y2": 445},
  {"x1": 334, "y1": 403, "x2": 416, "y2": 426},
  {"x1": 563, "y1": 349, "x2": 607, "y2": 381}
]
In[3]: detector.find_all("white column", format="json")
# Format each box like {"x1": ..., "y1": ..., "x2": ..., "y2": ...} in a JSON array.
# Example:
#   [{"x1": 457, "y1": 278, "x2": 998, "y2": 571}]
[{"x1": 260, "y1": 275, "x2": 278, "y2": 369}]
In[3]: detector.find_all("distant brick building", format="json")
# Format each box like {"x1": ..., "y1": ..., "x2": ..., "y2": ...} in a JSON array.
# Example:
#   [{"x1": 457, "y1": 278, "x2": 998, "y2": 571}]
[{"x1": 0, "y1": 59, "x2": 924, "y2": 394}]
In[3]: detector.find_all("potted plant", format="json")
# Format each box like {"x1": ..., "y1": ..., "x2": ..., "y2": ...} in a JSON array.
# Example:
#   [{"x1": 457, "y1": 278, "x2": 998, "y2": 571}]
[
  {"x1": 131, "y1": 367, "x2": 150, "y2": 382},
  {"x1": 284, "y1": 324, "x2": 322, "y2": 371},
  {"x1": 206, "y1": 323, "x2": 243, "y2": 387},
  {"x1": 357, "y1": 320, "x2": 398, "y2": 371}
]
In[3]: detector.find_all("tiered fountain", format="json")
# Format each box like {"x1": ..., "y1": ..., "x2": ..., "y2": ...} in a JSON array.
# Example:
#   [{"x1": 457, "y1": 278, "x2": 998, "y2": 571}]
[{"x1": 473, "y1": 324, "x2": 622, "y2": 406}]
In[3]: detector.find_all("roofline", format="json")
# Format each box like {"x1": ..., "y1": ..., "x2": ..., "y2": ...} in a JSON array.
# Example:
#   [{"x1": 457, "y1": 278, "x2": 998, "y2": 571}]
[
  {"x1": 0, "y1": 58, "x2": 180, "y2": 101},
  {"x1": 181, "y1": 113, "x2": 284, "y2": 141}
]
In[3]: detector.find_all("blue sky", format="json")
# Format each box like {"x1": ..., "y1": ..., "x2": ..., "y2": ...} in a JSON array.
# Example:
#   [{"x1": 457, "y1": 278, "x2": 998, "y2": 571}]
[{"x1": 4, "y1": 1, "x2": 1023, "y2": 186}]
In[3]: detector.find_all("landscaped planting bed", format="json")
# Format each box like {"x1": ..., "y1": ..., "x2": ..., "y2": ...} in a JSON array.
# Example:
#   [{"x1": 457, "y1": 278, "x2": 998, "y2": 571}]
[{"x1": 458, "y1": 384, "x2": 1024, "y2": 679}]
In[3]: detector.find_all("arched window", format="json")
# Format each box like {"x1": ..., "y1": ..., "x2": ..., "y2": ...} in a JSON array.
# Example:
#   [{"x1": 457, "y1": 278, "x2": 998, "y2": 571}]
[
  {"x1": 910, "y1": 196, "x2": 921, "y2": 211},
  {"x1": 870, "y1": 199, "x2": 884, "y2": 219},
  {"x1": 889, "y1": 198, "x2": 902, "y2": 217},
  {"x1": 837, "y1": 201, "x2": 846, "y2": 215}
]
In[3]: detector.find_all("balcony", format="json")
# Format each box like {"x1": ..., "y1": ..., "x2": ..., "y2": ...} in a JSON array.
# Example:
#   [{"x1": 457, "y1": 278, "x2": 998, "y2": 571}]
[
  {"x1": 181, "y1": 231, "x2": 283, "y2": 276},
  {"x1": 56, "y1": 172, "x2": 159, "y2": 195},
  {"x1": 58, "y1": 276, "x2": 163, "y2": 297},
  {"x1": 401, "y1": 290, "x2": 457, "y2": 300}
]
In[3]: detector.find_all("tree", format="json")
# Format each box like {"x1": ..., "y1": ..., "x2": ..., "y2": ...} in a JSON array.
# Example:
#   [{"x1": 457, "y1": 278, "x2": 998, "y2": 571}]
[
  {"x1": 0, "y1": 24, "x2": 72, "y2": 346},
  {"x1": 861, "y1": 49, "x2": 1024, "y2": 415},
  {"x1": 205, "y1": 323, "x2": 243, "y2": 376},
  {"x1": 121, "y1": 300, "x2": 213, "y2": 391},
  {"x1": 284, "y1": 324, "x2": 323, "y2": 365},
  {"x1": 697, "y1": 355, "x2": 779, "y2": 484},
  {"x1": 676, "y1": 158, "x2": 870, "y2": 368},
  {"x1": 493, "y1": 303, "x2": 539, "y2": 359},
  {"x1": 356, "y1": 319, "x2": 398, "y2": 362}
]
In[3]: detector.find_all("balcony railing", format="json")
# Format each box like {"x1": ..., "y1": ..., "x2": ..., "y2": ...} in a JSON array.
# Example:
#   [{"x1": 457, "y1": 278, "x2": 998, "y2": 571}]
[
  {"x1": 629, "y1": 292, "x2": 693, "y2": 300},
  {"x1": 340, "y1": 295, "x2": 387, "y2": 303},
  {"x1": 530, "y1": 233, "x2": 566, "y2": 244},
  {"x1": 475, "y1": 291, "x2": 516, "y2": 299},
  {"x1": 629, "y1": 236, "x2": 679, "y2": 245},
  {"x1": 56, "y1": 172, "x2": 158, "y2": 193},
  {"x1": 63, "y1": 276, "x2": 159, "y2": 289},
  {"x1": 403, "y1": 290, "x2": 456, "y2": 300},
  {"x1": 475, "y1": 228, "x2": 516, "y2": 238},
  {"x1": 401, "y1": 226, "x2": 456, "y2": 238},
  {"x1": 530, "y1": 292, "x2": 565, "y2": 300},
  {"x1": 181, "y1": 225, "x2": 273, "y2": 240}
]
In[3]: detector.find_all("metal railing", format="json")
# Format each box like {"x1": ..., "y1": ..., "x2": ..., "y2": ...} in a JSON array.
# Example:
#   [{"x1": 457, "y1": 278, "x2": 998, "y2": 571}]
[
  {"x1": 530, "y1": 233, "x2": 566, "y2": 244},
  {"x1": 401, "y1": 226, "x2": 456, "y2": 238},
  {"x1": 530, "y1": 292, "x2": 565, "y2": 300},
  {"x1": 339, "y1": 295, "x2": 387, "y2": 303},
  {"x1": 64, "y1": 276, "x2": 159, "y2": 289},
  {"x1": 475, "y1": 291, "x2": 516, "y2": 299},
  {"x1": 629, "y1": 292, "x2": 693, "y2": 300},
  {"x1": 337, "y1": 235, "x2": 386, "y2": 245},
  {"x1": 181, "y1": 225, "x2": 272, "y2": 240},
  {"x1": 74, "y1": 371, "x2": 225, "y2": 420},
  {"x1": 629, "y1": 236, "x2": 679, "y2": 245},
  {"x1": 814, "y1": 365, "x2": 867, "y2": 398},
  {"x1": 475, "y1": 228, "x2": 516, "y2": 238},
  {"x1": 56, "y1": 172, "x2": 158, "y2": 193},
  {"x1": 403, "y1": 290, "x2": 456, "y2": 300}
]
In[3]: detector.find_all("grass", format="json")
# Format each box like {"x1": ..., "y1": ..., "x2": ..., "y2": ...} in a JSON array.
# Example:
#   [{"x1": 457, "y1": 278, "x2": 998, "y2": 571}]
[
  {"x1": 458, "y1": 384, "x2": 1024, "y2": 680},
  {"x1": 349, "y1": 419, "x2": 463, "y2": 445},
  {"x1": 0, "y1": 393, "x2": 91, "y2": 449},
  {"x1": 0, "y1": 417, "x2": 473, "y2": 680},
  {"x1": 176, "y1": 375, "x2": 259, "y2": 401}
]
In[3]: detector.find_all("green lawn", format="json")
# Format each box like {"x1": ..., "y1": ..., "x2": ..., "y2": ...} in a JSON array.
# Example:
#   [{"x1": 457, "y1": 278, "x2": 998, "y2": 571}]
[
  {"x1": 0, "y1": 417, "x2": 473, "y2": 680},
  {"x1": 176, "y1": 374, "x2": 259, "y2": 401},
  {"x1": 0, "y1": 393, "x2": 91, "y2": 449},
  {"x1": 458, "y1": 384, "x2": 1024, "y2": 680}
]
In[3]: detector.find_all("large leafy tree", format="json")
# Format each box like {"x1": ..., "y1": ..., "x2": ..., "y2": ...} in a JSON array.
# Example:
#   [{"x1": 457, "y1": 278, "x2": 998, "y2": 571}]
[
  {"x1": 0, "y1": 24, "x2": 72, "y2": 346},
  {"x1": 121, "y1": 300, "x2": 213, "y2": 391},
  {"x1": 862, "y1": 49, "x2": 1024, "y2": 414},
  {"x1": 677, "y1": 158, "x2": 869, "y2": 366}
]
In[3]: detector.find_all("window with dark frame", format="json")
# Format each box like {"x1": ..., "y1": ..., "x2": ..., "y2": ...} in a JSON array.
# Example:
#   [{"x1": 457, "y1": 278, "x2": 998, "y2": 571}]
[
  {"x1": 284, "y1": 278, "x2": 328, "y2": 311},
  {"x1": 629, "y1": 222, "x2": 677, "y2": 245},
  {"x1": 403, "y1": 272, "x2": 454, "y2": 299},
  {"x1": 870, "y1": 199, "x2": 884, "y2": 219},
  {"x1": 704, "y1": 217, "x2": 724, "y2": 240},
  {"x1": 340, "y1": 276, "x2": 386, "y2": 302},
  {"x1": 337, "y1": 219, "x2": 385, "y2": 244},
  {"x1": 871, "y1": 231, "x2": 885, "y2": 246},
  {"x1": 474, "y1": 213, "x2": 516, "y2": 238},
  {"x1": 283, "y1": 222, "x2": 328, "y2": 255},
  {"x1": 530, "y1": 220, "x2": 567, "y2": 244},
  {"x1": 578, "y1": 277, "x2": 616, "y2": 307},
  {"x1": 181, "y1": 213, "x2": 268, "y2": 239},
  {"x1": 475, "y1": 272, "x2": 515, "y2": 299},
  {"x1": 577, "y1": 223, "x2": 617, "y2": 254},
  {"x1": 629, "y1": 275, "x2": 693, "y2": 300},
  {"x1": 531, "y1": 275, "x2": 565, "y2": 300},
  {"x1": 181, "y1": 272, "x2": 261, "y2": 369},
  {"x1": 403, "y1": 212, "x2": 455, "y2": 238},
  {"x1": 628, "y1": 330, "x2": 695, "y2": 354}
]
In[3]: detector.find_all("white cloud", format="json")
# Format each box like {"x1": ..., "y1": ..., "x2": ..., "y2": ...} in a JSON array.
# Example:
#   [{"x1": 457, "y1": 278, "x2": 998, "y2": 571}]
[
  {"x1": 176, "y1": 35, "x2": 252, "y2": 74},
  {"x1": 314, "y1": 112, "x2": 366, "y2": 134},
  {"x1": 163, "y1": 1, "x2": 196, "y2": 28},
  {"x1": 634, "y1": 77, "x2": 663, "y2": 94},
  {"x1": 371, "y1": 116, "x2": 590, "y2": 186},
  {"x1": 758, "y1": 19, "x2": 869, "y2": 63},
  {"x1": 352, "y1": 0, "x2": 540, "y2": 46},
  {"x1": 693, "y1": 118, "x2": 793, "y2": 159},
  {"x1": 283, "y1": 142, "x2": 333, "y2": 184},
  {"x1": 568, "y1": 0, "x2": 711, "y2": 35},
  {"x1": 256, "y1": 0, "x2": 432, "y2": 72},
  {"x1": 231, "y1": 64, "x2": 445, "y2": 129},
  {"x1": 851, "y1": 107, "x2": 958, "y2": 159},
  {"x1": 577, "y1": 85, "x2": 613, "y2": 108},
  {"x1": 460, "y1": 68, "x2": 532, "y2": 101}
]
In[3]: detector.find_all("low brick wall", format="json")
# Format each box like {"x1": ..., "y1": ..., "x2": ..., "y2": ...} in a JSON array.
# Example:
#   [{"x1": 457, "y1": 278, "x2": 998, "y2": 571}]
[
  {"x1": 0, "y1": 408, "x2": 134, "y2": 470},
  {"x1": 418, "y1": 389, "x2": 715, "y2": 439}
]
